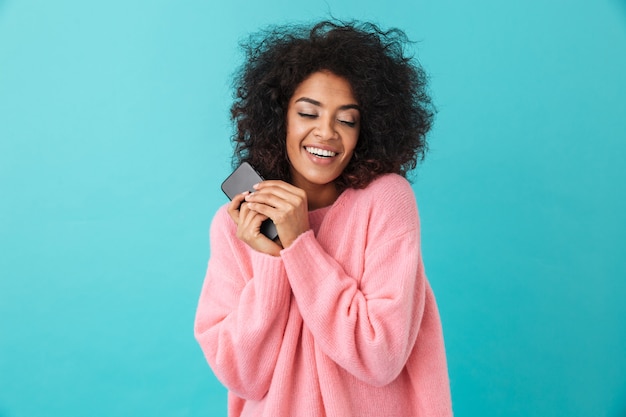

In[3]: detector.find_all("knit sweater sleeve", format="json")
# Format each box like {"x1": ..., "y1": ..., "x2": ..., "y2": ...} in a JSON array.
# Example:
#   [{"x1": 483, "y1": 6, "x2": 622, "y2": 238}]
[
  {"x1": 194, "y1": 206, "x2": 292, "y2": 400},
  {"x1": 280, "y1": 176, "x2": 425, "y2": 387}
]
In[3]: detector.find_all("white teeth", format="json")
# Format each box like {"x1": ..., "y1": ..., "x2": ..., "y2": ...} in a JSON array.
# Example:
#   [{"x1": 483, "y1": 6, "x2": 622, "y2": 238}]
[{"x1": 305, "y1": 146, "x2": 337, "y2": 157}]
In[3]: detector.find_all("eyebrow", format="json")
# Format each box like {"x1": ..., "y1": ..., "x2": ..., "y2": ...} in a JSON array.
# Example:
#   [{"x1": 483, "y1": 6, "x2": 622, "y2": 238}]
[{"x1": 295, "y1": 97, "x2": 360, "y2": 111}]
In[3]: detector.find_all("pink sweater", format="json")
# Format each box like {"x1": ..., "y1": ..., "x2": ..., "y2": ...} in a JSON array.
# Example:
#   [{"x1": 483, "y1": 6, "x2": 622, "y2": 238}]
[{"x1": 195, "y1": 174, "x2": 452, "y2": 417}]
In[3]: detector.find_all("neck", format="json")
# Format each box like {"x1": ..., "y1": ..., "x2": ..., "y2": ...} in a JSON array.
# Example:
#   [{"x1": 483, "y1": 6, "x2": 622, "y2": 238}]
[{"x1": 297, "y1": 182, "x2": 340, "y2": 211}]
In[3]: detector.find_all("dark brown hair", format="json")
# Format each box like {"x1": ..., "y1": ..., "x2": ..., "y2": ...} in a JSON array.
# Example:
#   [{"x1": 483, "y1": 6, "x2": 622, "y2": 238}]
[{"x1": 231, "y1": 20, "x2": 434, "y2": 189}]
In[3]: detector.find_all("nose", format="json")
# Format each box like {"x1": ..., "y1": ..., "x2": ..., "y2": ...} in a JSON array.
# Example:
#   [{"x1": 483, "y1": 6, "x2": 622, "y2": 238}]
[{"x1": 315, "y1": 116, "x2": 338, "y2": 140}]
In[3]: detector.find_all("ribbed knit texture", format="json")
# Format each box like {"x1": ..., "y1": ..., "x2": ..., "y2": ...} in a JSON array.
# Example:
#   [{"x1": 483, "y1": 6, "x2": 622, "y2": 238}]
[{"x1": 195, "y1": 174, "x2": 453, "y2": 416}]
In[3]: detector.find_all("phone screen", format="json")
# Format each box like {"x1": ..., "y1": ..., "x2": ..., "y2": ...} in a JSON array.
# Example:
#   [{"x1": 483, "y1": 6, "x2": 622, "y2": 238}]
[
  {"x1": 221, "y1": 162, "x2": 278, "y2": 240},
  {"x1": 221, "y1": 162, "x2": 264, "y2": 200}
]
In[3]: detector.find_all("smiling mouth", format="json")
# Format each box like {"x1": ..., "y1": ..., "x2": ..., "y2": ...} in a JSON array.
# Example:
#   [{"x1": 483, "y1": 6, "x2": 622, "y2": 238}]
[{"x1": 305, "y1": 146, "x2": 337, "y2": 158}]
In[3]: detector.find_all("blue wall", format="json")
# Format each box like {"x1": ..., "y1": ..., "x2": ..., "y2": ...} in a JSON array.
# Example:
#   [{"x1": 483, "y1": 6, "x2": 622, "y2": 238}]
[{"x1": 1, "y1": 1, "x2": 624, "y2": 416}]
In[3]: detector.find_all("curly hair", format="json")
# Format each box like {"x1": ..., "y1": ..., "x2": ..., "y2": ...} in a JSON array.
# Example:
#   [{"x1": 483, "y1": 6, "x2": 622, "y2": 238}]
[{"x1": 230, "y1": 20, "x2": 434, "y2": 190}]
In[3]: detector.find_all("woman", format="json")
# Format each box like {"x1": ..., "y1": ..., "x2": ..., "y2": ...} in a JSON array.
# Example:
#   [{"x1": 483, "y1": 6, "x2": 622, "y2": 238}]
[{"x1": 195, "y1": 20, "x2": 453, "y2": 416}]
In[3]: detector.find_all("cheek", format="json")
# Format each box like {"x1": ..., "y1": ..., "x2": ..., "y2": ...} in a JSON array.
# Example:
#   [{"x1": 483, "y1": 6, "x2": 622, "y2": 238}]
[
  {"x1": 286, "y1": 131, "x2": 300, "y2": 154},
  {"x1": 285, "y1": 129, "x2": 303, "y2": 163},
  {"x1": 346, "y1": 131, "x2": 360, "y2": 154},
  {"x1": 285, "y1": 121, "x2": 307, "y2": 147}
]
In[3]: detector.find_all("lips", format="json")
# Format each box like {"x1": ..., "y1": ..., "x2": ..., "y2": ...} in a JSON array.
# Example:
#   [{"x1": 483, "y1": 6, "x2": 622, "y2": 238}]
[{"x1": 305, "y1": 146, "x2": 338, "y2": 158}]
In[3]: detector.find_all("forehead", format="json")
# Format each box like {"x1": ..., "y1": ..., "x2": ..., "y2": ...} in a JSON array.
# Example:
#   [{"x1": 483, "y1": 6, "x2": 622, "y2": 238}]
[{"x1": 291, "y1": 71, "x2": 357, "y2": 105}]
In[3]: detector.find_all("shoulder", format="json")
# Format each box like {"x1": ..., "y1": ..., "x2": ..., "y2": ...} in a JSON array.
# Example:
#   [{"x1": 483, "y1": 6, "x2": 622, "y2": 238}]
[
  {"x1": 346, "y1": 174, "x2": 417, "y2": 211},
  {"x1": 211, "y1": 203, "x2": 232, "y2": 227},
  {"x1": 340, "y1": 174, "x2": 419, "y2": 234},
  {"x1": 208, "y1": 203, "x2": 257, "y2": 265},
  {"x1": 362, "y1": 173, "x2": 415, "y2": 201},
  {"x1": 209, "y1": 203, "x2": 237, "y2": 241}
]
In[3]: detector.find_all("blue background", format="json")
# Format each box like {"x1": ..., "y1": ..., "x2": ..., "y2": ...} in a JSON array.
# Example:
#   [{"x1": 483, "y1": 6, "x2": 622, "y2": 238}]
[{"x1": 1, "y1": 1, "x2": 625, "y2": 416}]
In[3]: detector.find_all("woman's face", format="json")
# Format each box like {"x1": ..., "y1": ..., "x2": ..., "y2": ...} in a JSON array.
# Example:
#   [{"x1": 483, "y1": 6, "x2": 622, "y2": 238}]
[{"x1": 285, "y1": 71, "x2": 360, "y2": 193}]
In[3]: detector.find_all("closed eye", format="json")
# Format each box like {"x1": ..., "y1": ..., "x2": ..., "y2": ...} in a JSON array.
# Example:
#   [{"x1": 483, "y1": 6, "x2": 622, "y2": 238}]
[
  {"x1": 339, "y1": 119, "x2": 357, "y2": 128},
  {"x1": 298, "y1": 112, "x2": 317, "y2": 119}
]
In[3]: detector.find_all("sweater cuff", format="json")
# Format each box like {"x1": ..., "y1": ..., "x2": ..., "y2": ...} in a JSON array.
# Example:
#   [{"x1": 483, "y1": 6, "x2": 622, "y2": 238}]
[
  {"x1": 280, "y1": 230, "x2": 330, "y2": 287},
  {"x1": 280, "y1": 229, "x2": 317, "y2": 258},
  {"x1": 250, "y1": 250, "x2": 290, "y2": 312}
]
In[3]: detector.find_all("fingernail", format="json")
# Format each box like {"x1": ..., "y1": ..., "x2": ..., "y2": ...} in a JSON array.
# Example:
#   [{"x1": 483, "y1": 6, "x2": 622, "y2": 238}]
[{"x1": 253, "y1": 183, "x2": 260, "y2": 189}]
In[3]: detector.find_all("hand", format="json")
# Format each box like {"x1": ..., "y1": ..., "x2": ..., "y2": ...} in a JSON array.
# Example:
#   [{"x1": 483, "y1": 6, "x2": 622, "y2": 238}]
[
  {"x1": 243, "y1": 180, "x2": 310, "y2": 249},
  {"x1": 227, "y1": 192, "x2": 283, "y2": 256}
]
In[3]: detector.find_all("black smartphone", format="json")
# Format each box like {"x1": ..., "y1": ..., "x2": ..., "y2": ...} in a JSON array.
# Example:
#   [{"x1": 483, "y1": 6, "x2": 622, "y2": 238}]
[{"x1": 221, "y1": 162, "x2": 278, "y2": 240}]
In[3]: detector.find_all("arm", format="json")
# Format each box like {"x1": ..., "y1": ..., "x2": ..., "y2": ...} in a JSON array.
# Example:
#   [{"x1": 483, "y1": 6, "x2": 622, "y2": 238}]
[
  {"x1": 281, "y1": 180, "x2": 426, "y2": 387},
  {"x1": 194, "y1": 207, "x2": 291, "y2": 400}
]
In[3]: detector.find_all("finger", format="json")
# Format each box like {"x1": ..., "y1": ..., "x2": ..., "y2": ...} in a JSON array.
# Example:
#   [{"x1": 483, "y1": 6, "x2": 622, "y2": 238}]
[
  {"x1": 238, "y1": 201, "x2": 255, "y2": 226},
  {"x1": 242, "y1": 204, "x2": 267, "y2": 225},
  {"x1": 227, "y1": 192, "x2": 249, "y2": 223},
  {"x1": 239, "y1": 209, "x2": 270, "y2": 241},
  {"x1": 243, "y1": 201, "x2": 276, "y2": 222},
  {"x1": 246, "y1": 195, "x2": 307, "y2": 225},
  {"x1": 239, "y1": 199, "x2": 269, "y2": 227},
  {"x1": 246, "y1": 186, "x2": 306, "y2": 209},
  {"x1": 232, "y1": 191, "x2": 249, "y2": 208},
  {"x1": 254, "y1": 180, "x2": 304, "y2": 195},
  {"x1": 245, "y1": 198, "x2": 306, "y2": 237}
]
